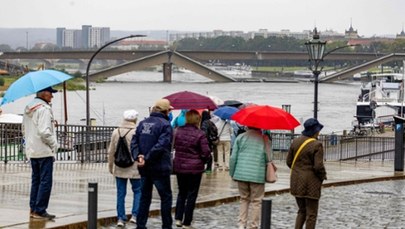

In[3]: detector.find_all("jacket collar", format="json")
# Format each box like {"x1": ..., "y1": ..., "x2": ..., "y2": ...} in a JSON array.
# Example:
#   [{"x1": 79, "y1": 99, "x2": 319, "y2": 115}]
[{"x1": 150, "y1": 112, "x2": 169, "y2": 120}]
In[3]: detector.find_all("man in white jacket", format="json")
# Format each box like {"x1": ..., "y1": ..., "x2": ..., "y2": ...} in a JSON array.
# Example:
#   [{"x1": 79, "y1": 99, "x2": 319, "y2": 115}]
[{"x1": 23, "y1": 86, "x2": 59, "y2": 220}]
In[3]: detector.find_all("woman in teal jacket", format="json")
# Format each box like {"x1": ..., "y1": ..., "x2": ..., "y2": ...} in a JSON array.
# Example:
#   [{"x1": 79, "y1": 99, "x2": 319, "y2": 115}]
[{"x1": 229, "y1": 126, "x2": 270, "y2": 229}]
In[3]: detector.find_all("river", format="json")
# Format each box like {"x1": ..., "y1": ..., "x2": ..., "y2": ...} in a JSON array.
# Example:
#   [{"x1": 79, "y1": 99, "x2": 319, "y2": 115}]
[{"x1": 0, "y1": 71, "x2": 360, "y2": 134}]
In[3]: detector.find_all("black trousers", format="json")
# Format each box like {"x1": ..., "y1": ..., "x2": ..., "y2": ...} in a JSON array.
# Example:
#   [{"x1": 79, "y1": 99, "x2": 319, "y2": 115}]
[{"x1": 174, "y1": 173, "x2": 203, "y2": 226}]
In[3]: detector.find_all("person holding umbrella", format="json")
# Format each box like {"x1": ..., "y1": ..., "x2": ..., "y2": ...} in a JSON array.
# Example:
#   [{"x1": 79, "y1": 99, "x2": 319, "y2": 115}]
[
  {"x1": 286, "y1": 118, "x2": 327, "y2": 229},
  {"x1": 229, "y1": 126, "x2": 270, "y2": 229},
  {"x1": 200, "y1": 110, "x2": 218, "y2": 173},
  {"x1": 23, "y1": 86, "x2": 59, "y2": 220},
  {"x1": 211, "y1": 115, "x2": 232, "y2": 171},
  {"x1": 172, "y1": 109, "x2": 211, "y2": 228}
]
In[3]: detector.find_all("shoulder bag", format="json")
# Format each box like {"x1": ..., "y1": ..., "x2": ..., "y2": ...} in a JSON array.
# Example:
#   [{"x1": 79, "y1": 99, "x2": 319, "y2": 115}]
[
  {"x1": 263, "y1": 135, "x2": 277, "y2": 183},
  {"x1": 290, "y1": 138, "x2": 316, "y2": 174}
]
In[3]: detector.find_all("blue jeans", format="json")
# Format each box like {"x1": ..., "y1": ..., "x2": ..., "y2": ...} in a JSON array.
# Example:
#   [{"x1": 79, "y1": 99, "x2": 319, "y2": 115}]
[
  {"x1": 136, "y1": 175, "x2": 172, "y2": 229},
  {"x1": 175, "y1": 173, "x2": 202, "y2": 226},
  {"x1": 116, "y1": 177, "x2": 141, "y2": 221},
  {"x1": 30, "y1": 157, "x2": 54, "y2": 214}
]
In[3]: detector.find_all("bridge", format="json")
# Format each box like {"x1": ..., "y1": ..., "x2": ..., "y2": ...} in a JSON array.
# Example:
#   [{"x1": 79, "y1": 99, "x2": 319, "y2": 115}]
[
  {"x1": 89, "y1": 50, "x2": 236, "y2": 82},
  {"x1": 0, "y1": 50, "x2": 383, "y2": 62},
  {"x1": 321, "y1": 53, "x2": 405, "y2": 82},
  {"x1": 1, "y1": 50, "x2": 404, "y2": 82}
]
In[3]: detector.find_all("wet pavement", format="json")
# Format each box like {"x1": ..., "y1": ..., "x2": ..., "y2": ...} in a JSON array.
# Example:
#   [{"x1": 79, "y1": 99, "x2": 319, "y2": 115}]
[{"x1": 0, "y1": 161, "x2": 404, "y2": 229}]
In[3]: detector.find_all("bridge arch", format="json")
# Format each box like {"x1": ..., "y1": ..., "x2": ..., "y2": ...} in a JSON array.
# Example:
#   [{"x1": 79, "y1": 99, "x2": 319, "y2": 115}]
[{"x1": 88, "y1": 50, "x2": 236, "y2": 82}]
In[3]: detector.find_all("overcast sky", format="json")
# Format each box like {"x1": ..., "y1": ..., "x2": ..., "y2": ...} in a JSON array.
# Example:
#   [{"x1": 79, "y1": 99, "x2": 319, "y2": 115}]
[{"x1": 2, "y1": 0, "x2": 404, "y2": 37}]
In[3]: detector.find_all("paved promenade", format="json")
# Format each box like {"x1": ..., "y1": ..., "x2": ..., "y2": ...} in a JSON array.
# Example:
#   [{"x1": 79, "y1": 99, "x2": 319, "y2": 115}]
[{"x1": 0, "y1": 161, "x2": 404, "y2": 229}]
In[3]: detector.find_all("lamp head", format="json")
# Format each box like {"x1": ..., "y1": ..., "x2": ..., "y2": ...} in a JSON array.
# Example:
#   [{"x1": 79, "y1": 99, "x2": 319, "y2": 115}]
[{"x1": 305, "y1": 27, "x2": 326, "y2": 63}]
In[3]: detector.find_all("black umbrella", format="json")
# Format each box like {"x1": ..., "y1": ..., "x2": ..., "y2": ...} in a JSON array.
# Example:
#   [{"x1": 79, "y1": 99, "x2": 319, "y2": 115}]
[{"x1": 222, "y1": 100, "x2": 243, "y2": 108}]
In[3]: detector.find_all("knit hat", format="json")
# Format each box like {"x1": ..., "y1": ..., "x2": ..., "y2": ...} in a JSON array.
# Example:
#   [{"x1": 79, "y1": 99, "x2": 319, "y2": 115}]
[{"x1": 123, "y1": 109, "x2": 139, "y2": 121}]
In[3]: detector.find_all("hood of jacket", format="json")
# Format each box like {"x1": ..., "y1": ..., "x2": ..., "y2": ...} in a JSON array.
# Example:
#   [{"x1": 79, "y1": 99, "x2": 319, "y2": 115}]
[{"x1": 24, "y1": 97, "x2": 49, "y2": 118}]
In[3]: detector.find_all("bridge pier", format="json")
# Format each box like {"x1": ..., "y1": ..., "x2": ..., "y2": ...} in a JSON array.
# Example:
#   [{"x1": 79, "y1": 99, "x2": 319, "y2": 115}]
[{"x1": 163, "y1": 63, "x2": 172, "y2": 82}]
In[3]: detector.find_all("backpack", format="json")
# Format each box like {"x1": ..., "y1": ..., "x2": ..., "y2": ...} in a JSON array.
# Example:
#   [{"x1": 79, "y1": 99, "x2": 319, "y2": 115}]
[
  {"x1": 235, "y1": 125, "x2": 246, "y2": 137},
  {"x1": 114, "y1": 129, "x2": 134, "y2": 168},
  {"x1": 203, "y1": 120, "x2": 219, "y2": 145}
]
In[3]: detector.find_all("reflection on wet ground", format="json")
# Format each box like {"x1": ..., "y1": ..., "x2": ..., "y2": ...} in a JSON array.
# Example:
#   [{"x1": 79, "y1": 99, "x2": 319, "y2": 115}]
[{"x1": 0, "y1": 161, "x2": 403, "y2": 228}]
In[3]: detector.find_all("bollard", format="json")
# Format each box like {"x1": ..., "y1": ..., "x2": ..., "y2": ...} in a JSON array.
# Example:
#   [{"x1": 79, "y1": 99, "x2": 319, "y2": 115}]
[
  {"x1": 394, "y1": 116, "x2": 404, "y2": 171},
  {"x1": 88, "y1": 182, "x2": 98, "y2": 229},
  {"x1": 260, "y1": 198, "x2": 272, "y2": 229}
]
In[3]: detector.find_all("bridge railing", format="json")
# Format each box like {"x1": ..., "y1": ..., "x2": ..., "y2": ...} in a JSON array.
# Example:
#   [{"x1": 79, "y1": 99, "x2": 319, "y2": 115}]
[{"x1": 0, "y1": 122, "x2": 395, "y2": 163}]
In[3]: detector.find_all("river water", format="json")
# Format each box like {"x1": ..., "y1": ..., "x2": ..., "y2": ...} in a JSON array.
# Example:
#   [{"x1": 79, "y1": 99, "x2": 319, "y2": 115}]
[{"x1": 0, "y1": 71, "x2": 360, "y2": 134}]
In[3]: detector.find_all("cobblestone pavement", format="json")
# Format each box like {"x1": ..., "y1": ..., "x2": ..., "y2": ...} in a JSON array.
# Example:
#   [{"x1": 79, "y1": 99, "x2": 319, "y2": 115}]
[{"x1": 104, "y1": 180, "x2": 405, "y2": 229}]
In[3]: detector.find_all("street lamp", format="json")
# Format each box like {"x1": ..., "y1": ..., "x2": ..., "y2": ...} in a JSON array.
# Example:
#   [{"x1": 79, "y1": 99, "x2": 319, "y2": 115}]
[
  {"x1": 305, "y1": 28, "x2": 326, "y2": 120},
  {"x1": 85, "y1": 34, "x2": 146, "y2": 126},
  {"x1": 305, "y1": 28, "x2": 358, "y2": 119}
]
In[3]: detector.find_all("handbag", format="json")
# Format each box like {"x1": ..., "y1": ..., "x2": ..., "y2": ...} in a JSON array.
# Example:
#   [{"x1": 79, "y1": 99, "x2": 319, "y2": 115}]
[
  {"x1": 263, "y1": 135, "x2": 277, "y2": 183},
  {"x1": 266, "y1": 161, "x2": 277, "y2": 183}
]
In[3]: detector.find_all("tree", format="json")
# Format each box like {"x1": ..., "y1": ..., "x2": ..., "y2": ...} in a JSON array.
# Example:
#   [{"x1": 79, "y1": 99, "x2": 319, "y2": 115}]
[{"x1": 0, "y1": 44, "x2": 13, "y2": 52}]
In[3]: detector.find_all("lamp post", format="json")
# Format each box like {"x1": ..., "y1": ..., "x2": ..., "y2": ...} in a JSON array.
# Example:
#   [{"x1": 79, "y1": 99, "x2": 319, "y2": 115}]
[
  {"x1": 305, "y1": 28, "x2": 326, "y2": 120},
  {"x1": 85, "y1": 34, "x2": 145, "y2": 126},
  {"x1": 305, "y1": 28, "x2": 357, "y2": 119}
]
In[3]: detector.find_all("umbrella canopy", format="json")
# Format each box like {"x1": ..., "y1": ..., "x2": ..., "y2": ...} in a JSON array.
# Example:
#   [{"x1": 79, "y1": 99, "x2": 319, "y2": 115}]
[
  {"x1": 213, "y1": 106, "x2": 239, "y2": 120},
  {"x1": 231, "y1": 105, "x2": 300, "y2": 130},
  {"x1": 208, "y1": 95, "x2": 224, "y2": 106},
  {"x1": 163, "y1": 91, "x2": 218, "y2": 110},
  {"x1": 223, "y1": 100, "x2": 243, "y2": 108},
  {"x1": 0, "y1": 70, "x2": 73, "y2": 106}
]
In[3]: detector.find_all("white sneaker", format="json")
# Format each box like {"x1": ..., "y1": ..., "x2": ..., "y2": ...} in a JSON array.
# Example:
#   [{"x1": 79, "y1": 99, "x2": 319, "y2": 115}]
[
  {"x1": 175, "y1": 220, "x2": 183, "y2": 227},
  {"x1": 182, "y1": 225, "x2": 195, "y2": 229},
  {"x1": 117, "y1": 220, "x2": 125, "y2": 227},
  {"x1": 129, "y1": 216, "x2": 136, "y2": 224}
]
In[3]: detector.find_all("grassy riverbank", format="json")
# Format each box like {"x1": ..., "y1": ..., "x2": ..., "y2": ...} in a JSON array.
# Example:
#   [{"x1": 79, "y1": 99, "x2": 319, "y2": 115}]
[{"x1": 0, "y1": 75, "x2": 86, "y2": 97}]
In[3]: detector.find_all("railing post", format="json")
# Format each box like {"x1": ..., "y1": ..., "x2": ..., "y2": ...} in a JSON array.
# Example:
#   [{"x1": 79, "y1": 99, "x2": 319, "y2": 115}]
[
  {"x1": 260, "y1": 198, "x2": 272, "y2": 229},
  {"x1": 88, "y1": 182, "x2": 98, "y2": 229}
]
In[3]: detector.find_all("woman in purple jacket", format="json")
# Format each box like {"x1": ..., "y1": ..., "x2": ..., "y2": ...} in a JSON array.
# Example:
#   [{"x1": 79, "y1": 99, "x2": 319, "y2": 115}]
[{"x1": 173, "y1": 109, "x2": 211, "y2": 229}]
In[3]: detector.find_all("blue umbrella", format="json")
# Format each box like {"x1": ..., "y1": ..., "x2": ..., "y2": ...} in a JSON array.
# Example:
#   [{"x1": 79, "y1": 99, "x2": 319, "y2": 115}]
[
  {"x1": 213, "y1": 106, "x2": 239, "y2": 120},
  {"x1": 0, "y1": 70, "x2": 73, "y2": 106}
]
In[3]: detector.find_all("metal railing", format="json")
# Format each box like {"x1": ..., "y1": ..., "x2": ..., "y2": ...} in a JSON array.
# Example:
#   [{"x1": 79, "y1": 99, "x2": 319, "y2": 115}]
[
  {"x1": 271, "y1": 133, "x2": 395, "y2": 161},
  {"x1": 0, "y1": 123, "x2": 396, "y2": 163},
  {"x1": 0, "y1": 123, "x2": 115, "y2": 163}
]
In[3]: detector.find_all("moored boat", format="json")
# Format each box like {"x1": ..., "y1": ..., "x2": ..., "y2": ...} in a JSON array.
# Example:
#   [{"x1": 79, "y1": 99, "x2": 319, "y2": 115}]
[{"x1": 355, "y1": 73, "x2": 405, "y2": 128}]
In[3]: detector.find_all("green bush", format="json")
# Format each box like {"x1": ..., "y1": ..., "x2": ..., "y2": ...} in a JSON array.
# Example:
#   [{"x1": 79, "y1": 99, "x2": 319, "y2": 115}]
[{"x1": 0, "y1": 77, "x2": 4, "y2": 86}]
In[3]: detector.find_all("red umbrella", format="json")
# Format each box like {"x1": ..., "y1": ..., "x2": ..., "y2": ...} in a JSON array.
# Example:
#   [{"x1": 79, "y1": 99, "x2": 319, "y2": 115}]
[
  {"x1": 163, "y1": 91, "x2": 218, "y2": 110},
  {"x1": 231, "y1": 105, "x2": 300, "y2": 130}
]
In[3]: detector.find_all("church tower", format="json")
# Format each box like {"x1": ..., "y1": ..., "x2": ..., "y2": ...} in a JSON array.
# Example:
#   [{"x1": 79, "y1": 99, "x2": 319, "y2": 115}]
[{"x1": 345, "y1": 19, "x2": 359, "y2": 39}]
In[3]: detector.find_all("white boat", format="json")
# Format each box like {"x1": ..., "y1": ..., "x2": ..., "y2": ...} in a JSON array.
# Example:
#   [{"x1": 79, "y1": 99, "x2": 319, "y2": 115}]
[
  {"x1": 0, "y1": 113, "x2": 23, "y2": 123},
  {"x1": 355, "y1": 73, "x2": 405, "y2": 127},
  {"x1": 207, "y1": 63, "x2": 252, "y2": 78}
]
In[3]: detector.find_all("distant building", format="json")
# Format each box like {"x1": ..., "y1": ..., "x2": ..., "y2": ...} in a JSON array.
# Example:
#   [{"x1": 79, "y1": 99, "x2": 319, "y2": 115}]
[
  {"x1": 345, "y1": 20, "x2": 359, "y2": 39},
  {"x1": 112, "y1": 38, "x2": 167, "y2": 50},
  {"x1": 56, "y1": 25, "x2": 110, "y2": 49},
  {"x1": 56, "y1": 27, "x2": 65, "y2": 48},
  {"x1": 396, "y1": 25, "x2": 405, "y2": 39},
  {"x1": 88, "y1": 27, "x2": 110, "y2": 48},
  {"x1": 81, "y1": 25, "x2": 92, "y2": 49}
]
